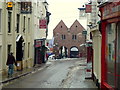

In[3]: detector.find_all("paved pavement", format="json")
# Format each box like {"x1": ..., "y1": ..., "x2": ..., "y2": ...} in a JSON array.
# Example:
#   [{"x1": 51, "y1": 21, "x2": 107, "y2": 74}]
[{"x1": 0, "y1": 63, "x2": 51, "y2": 88}]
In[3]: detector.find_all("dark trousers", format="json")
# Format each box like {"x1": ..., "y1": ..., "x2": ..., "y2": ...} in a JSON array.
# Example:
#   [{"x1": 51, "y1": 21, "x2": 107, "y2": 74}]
[{"x1": 8, "y1": 64, "x2": 14, "y2": 76}]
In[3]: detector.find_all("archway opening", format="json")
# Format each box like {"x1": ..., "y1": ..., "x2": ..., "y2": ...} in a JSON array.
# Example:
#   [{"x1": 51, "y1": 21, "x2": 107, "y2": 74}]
[
  {"x1": 70, "y1": 46, "x2": 79, "y2": 58},
  {"x1": 59, "y1": 46, "x2": 68, "y2": 58}
]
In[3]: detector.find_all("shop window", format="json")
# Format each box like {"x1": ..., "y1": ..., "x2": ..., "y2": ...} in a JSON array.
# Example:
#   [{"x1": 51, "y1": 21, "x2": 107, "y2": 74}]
[
  {"x1": 116, "y1": 22, "x2": 120, "y2": 89},
  {"x1": 106, "y1": 23, "x2": 116, "y2": 88}
]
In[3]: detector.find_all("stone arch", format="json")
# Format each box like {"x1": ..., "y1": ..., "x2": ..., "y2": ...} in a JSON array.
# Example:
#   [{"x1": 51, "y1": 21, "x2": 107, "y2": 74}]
[
  {"x1": 70, "y1": 46, "x2": 79, "y2": 58},
  {"x1": 59, "y1": 46, "x2": 68, "y2": 58}
]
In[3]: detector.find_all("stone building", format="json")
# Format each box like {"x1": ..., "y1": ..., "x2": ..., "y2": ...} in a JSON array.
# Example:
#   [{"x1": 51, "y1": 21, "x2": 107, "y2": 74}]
[
  {"x1": 53, "y1": 20, "x2": 86, "y2": 58},
  {"x1": 0, "y1": 0, "x2": 50, "y2": 76}
]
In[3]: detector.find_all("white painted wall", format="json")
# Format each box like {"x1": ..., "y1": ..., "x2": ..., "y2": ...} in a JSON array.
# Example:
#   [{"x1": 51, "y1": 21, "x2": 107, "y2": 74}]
[{"x1": 32, "y1": 0, "x2": 47, "y2": 40}]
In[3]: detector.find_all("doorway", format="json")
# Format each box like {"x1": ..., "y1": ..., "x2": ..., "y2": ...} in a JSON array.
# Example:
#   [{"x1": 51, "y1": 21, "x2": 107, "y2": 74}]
[{"x1": 16, "y1": 35, "x2": 24, "y2": 61}]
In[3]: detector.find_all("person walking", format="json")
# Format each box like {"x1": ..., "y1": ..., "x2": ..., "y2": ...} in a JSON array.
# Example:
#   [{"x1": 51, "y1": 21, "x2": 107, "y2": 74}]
[{"x1": 6, "y1": 52, "x2": 16, "y2": 77}]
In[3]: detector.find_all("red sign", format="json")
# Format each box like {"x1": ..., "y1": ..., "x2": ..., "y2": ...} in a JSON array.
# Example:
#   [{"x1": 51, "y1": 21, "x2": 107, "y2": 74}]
[
  {"x1": 34, "y1": 40, "x2": 42, "y2": 47},
  {"x1": 85, "y1": 4, "x2": 92, "y2": 13},
  {"x1": 39, "y1": 19, "x2": 47, "y2": 29}
]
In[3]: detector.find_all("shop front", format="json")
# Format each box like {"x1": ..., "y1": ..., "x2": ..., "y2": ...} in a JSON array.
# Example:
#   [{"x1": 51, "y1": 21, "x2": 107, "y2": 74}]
[
  {"x1": 85, "y1": 41, "x2": 93, "y2": 79},
  {"x1": 34, "y1": 39, "x2": 42, "y2": 64},
  {"x1": 100, "y1": 1, "x2": 120, "y2": 89},
  {"x1": 34, "y1": 39, "x2": 47, "y2": 65}
]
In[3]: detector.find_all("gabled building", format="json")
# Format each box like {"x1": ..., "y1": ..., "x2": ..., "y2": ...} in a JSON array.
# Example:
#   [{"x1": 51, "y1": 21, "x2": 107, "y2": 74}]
[{"x1": 53, "y1": 20, "x2": 86, "y2": 58}]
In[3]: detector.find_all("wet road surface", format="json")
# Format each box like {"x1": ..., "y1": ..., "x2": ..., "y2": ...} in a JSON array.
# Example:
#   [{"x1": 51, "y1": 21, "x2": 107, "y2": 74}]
[{"x1": 2, "y1": 58, "x2": 97, "y2": 88}]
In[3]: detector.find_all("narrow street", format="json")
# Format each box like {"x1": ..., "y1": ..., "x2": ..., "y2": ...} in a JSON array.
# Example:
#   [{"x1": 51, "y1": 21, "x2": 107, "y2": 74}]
[{"x1": 2, "y1": 58, "x2": 97, "y2": 89}]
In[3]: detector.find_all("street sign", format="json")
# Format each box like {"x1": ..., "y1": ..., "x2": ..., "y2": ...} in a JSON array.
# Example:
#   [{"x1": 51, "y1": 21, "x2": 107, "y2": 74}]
[{"x1": 82, "y1": 30, "x2": 87, "y2": 35}]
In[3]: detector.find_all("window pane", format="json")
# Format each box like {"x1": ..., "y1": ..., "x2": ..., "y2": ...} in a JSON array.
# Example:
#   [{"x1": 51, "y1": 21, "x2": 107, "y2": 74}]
[
  {"x1": 28, "y1": 18, "x2": 30, "y2": 33},
  {"x1": 8, "y1": 11, "x2": 12, "y2": 33},
  {"x1": 75, "y1": 35, "x2": 77, "y2": 40},
  {"x1": 8, "y1": 45, "x2": 11, "y2": 55},
  {"x1": 16, "y1": 14, "x2": 20, "y2": 33},
  {"x1": 28, "y1": 43, "x2": 30, "y2": 58},
  {"x1": 23, "y1": 16, "x2": 26, "y2": 33},
  {"x1": 106, "y1": 23, "x2": 116, "y2": 88},
  {"x1": 72, "y1": 35, "x2": 74, "y2": 40},
  {"x1": 116, "y1": 22, "x2": 120, "y2": 89},
  {"x1": 64, "y1": 35, "x2": 66, "y2": 39}
]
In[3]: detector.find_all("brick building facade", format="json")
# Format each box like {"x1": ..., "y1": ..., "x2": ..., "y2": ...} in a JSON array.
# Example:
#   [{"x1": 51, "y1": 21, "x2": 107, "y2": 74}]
[{"x1": 53, "y1": 20, "x2": 86, "y2": 58}]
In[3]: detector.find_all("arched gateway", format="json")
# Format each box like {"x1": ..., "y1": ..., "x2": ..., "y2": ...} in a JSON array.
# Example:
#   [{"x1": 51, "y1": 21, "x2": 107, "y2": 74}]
[{"x1": 70, "y1": 46, "x2": 79, "y2": 58}]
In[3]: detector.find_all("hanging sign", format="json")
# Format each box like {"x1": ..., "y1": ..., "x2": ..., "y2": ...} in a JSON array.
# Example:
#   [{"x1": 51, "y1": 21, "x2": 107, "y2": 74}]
[
  {"x1": 39, "y1": 19, "x2": 47, "y2": 29},
  {"x1": 7, "y1": 2, "x2": 13, "y2": 7},
  {"x1": 34, "y1": 40, "x2": 42, "y2": 48},
  {"x1": 7, "y1": 2, "x2": 13, "y2": 10},
  {"x1": 85, "y1": 4, "x2": 92, "y2": 13}
]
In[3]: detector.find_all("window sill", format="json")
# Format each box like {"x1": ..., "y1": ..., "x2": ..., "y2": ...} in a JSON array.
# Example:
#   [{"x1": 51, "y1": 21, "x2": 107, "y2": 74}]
[{"x1": 8, "y1": 33, "x2": 12, "y2": 35}]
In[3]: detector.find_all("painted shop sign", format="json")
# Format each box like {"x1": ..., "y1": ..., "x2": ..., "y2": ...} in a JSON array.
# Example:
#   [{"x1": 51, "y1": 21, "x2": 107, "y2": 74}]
[
  {"x1": 39, "y1": 19, "x2": 47, "y2": 29},
  {"x1": 34, "y1": 40, "x2": 42, "y2": 48},
  {"x1": 85, "y1": 4, "x2": 92, "y2": 13},
  {"x1": 102, "y1": 2, "x2": 120, "y2": 20}
]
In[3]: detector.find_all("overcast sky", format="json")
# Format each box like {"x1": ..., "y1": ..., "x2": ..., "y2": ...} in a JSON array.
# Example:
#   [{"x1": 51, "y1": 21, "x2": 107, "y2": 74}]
[{"x1": 47, "y1": 0, "x2": 88, "y2": 39}]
